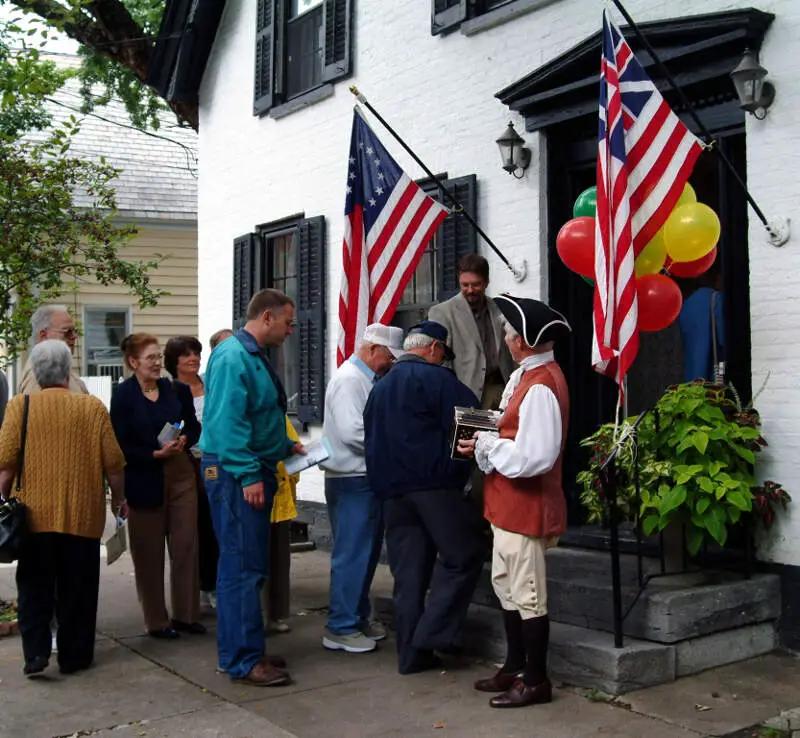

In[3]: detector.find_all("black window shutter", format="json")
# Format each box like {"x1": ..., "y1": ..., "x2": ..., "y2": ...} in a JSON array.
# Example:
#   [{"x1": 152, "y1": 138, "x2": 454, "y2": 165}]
[
  {"x1": 436, "y1": 174, "x2": 478, "y2": 300},
  {"x1": 233, "y1": 233, "x2": 257, "y2": 328},
  {"x1": 253, "y1": 0, "x2": 276, "y2": 115},
  {"x1": 322, "y1": 0, "x2": 352, "y2": 83},
  {"x1": 295, "y1": 216, "x2": 326, "y2": 424},
  {"x1": 431, "y1": 0, "x2": 467, "y2": 35}
]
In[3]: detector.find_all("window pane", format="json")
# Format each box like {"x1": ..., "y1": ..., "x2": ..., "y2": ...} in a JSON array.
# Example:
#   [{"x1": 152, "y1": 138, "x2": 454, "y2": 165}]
[
  {"x1": 85, "y1": 308, "x2": 127, "y2": 379},
  {"x1": 399, "y1": 233, "x2": 438, "y2": 308},
  {"x1": 267, "y1": 234, "x2": 299, "y2": 414},
  {"x1": 291, "y1": 0, "x2": 323, "y2": 18},
  {"x1": 286, "y1": 4, "x2": 323, "y2": 98}
]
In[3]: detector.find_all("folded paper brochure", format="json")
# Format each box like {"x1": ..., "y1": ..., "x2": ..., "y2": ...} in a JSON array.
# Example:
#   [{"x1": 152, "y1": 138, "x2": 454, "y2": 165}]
[{"x1": 283, "y1": 438, "x2": 333, "y2": 475}]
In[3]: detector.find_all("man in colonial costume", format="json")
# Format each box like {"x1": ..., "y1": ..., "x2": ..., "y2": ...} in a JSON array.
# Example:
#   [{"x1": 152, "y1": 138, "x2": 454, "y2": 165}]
[{"x1": 458, "y1": 294, "x2": 571, "y2": 709}]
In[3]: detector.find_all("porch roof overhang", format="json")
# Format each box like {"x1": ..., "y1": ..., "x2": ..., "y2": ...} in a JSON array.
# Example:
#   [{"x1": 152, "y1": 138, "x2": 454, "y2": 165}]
[
  {"x1": 146, "y1": 0, "x2": 227, "y2": 104},
  {"x1": 496, "y1": 8, "x2": 775, "y2": 132}
]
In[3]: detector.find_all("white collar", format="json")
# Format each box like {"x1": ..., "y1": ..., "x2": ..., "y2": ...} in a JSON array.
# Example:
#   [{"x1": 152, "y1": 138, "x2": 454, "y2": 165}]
[{"x1": 519, "y1": 351, "x2": 555, "y2": 372}]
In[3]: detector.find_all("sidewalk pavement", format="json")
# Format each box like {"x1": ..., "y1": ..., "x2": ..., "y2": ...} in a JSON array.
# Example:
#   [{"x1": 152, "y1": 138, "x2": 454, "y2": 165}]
[{"x1": 1, "y1": 546, "x2": 800, "y2": 738}]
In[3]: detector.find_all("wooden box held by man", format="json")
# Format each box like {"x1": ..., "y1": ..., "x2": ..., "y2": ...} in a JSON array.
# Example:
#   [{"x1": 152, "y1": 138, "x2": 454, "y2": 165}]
[{"x1": 458, "y1": 295, "x2": 571, "y2": 709}]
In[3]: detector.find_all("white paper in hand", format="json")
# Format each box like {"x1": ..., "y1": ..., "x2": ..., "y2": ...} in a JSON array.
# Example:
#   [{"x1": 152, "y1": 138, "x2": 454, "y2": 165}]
[
  {"x1": 283, "y1": 438, "x2": 333, "y2": 475},
  {"x1": 105, "y1": 519, "x2": 128, "y2": 565}
]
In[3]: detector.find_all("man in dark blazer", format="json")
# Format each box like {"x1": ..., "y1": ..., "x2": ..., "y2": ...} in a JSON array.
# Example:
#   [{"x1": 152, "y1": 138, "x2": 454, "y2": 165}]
[{"x1": 428, "y1": 255, "x2": 515, "y2": 410}]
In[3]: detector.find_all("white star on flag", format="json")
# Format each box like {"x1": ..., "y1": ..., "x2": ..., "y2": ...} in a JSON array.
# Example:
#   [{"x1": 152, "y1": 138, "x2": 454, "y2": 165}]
[
  {"x1": 349, "y1": 172, "x2": 356, "y2": 180},
  {"x1": 349, "y1": 157, "x2": 355, "y2": 164},
  {"x1": 369, "y1": 197, "x2": 377, "y2": 207},
  {"x1": 375, "y1": 186, "x2": 384, "y2": 195},
  {"x1": 366, "y1": 147, "x2": 374, "y2": 155},
  {"x1": 346, "y1": 185, "x2": 352, "y2": 194}
]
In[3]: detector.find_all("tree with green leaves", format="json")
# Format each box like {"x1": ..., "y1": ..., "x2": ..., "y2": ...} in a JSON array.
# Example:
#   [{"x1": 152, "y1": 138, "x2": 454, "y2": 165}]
[
  {"x1": 2, "y1": 0, "x2": 196, "y2": 130},
  {"x1": 1, "y1": 19, "x2": 164, "y2": 359}
]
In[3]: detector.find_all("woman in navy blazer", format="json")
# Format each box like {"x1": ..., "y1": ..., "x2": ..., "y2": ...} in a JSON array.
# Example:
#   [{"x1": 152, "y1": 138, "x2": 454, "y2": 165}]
[{"x1": 110, "y1": 333, "x2": 203, "y2": 640}]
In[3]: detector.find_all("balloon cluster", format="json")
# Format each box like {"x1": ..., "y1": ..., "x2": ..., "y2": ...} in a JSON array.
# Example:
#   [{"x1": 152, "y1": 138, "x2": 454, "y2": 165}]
[{"x1": 556, "y1": 184, "x2": 721, "y2": 332}]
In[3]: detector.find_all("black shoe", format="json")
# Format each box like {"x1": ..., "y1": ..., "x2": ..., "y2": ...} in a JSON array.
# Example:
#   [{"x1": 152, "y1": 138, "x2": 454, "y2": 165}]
[
  {"x1": 148, "y1": 627, "x2": 181, "y2": 640},
  {"x1": 399, "y1": 650, "x2": 443, "y2": 675},
  {"x1": 23, "y1": 655, "x2": 49, "y2": 678},
  {"x1": 171, "y1": 620, "x2": 206, "y2": 635}
]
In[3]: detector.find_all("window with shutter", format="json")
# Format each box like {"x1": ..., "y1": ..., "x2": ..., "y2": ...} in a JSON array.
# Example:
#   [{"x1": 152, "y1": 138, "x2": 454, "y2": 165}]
[
  {"x1": 391, "y1": 174, "x2": 478, "y2": 331},
  {"x1": 231, "y1": 214, "x2": 325, "y2": 422},
  {"x1": 431, "y1": 0, "x2": 467, "y2": 35},
  {"x1": 253, "y1": 0, "x2": 353, "y2": 116}
]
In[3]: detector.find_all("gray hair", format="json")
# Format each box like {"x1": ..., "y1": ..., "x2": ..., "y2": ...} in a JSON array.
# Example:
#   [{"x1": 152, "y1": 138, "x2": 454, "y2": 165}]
[
  {"x1": 403, "y1": 333, "x2": 435, "y2": 351},
  {"x1": 503, "y1": 318, "x2": 519, "y2": 339},
  {"x1": 30, "y1": 305, "x2": 69, "y2": 342},
  {"x1": 30, "y1": 339, "x2": 72, "y2": 388}
]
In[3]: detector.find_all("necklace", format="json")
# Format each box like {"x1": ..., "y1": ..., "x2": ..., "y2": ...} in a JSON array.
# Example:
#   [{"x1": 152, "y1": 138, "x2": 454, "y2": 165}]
[{"x1": 141, "y1": 384, "x2": 158, "y2": 394}]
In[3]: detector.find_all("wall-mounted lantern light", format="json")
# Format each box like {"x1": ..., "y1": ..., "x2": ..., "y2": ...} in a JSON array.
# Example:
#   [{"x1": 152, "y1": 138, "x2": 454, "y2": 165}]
[
  {"x1": 730, "y1": 48, "x2": 775, "y2": 120},
  {"x1": 496, "y1": 121, "x2": 531, "y2": 179}
]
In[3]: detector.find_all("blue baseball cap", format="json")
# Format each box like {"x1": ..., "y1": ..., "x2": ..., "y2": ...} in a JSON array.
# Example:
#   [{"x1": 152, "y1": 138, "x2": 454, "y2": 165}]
[{"x1": 407, "y1": 321, "x2": 455, "y2": 361}]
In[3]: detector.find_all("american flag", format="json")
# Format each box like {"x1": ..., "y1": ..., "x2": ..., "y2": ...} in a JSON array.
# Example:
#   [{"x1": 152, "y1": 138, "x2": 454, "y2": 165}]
[
  {"x1": 592, "y1": 11, "x2": 703, "y2": 388},
  {"x1": 336, "y1": 110, "x2": 449, "y2": 366}
]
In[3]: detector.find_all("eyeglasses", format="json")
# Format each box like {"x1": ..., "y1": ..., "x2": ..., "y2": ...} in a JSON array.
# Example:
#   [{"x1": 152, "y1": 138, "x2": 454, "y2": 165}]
[
  {"x1": 48, "y1": 327, "x2": 78, "y2": 338},
  {"x1": 141, "y1": 353, "x2": 163, "y2": 363}
]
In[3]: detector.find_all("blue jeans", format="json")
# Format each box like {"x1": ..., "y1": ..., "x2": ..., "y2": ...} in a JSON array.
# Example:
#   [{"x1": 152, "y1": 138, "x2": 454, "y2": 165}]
[
  {"x1": 325, "y1": 476, "x2": 384, "y2": 635},
  {"x1": 202, "y1": 454, "x2": 276, "y2": 679}
]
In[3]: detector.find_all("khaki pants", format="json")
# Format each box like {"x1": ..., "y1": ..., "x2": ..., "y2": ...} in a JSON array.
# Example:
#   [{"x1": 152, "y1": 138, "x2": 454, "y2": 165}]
[
  {"x1": 128, "y1": 454, "x2": 200, "y2": 631},
  {"x1": 491, "y1": 524, "x2": 558, "y2": 619}
]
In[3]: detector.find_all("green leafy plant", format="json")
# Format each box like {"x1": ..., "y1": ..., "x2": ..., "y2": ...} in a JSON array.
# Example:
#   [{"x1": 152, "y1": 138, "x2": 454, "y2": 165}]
[{"x1": 578, "y1": 382, "x2": 790, "y2": 556}]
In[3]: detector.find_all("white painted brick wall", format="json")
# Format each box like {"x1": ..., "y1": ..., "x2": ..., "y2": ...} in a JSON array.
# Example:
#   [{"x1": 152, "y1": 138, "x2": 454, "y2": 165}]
[{"x1": 198, "y1": 0, "x2": 800, "y2": 566}]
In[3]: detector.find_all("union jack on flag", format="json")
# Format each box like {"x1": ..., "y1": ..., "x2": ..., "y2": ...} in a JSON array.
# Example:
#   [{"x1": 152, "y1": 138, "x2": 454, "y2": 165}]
[
  {"x1": 592, "y1": 10, "x2": 703, "y2": 388},
  {"x1": 336, "y1": 109, "x2": 450, "y2": 366}
]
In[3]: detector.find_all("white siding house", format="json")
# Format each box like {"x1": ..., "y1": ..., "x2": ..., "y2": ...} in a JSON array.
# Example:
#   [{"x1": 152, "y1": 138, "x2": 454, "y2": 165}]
[{"x1": 153, "y1": 0, "x2": 800, "y2": 650}]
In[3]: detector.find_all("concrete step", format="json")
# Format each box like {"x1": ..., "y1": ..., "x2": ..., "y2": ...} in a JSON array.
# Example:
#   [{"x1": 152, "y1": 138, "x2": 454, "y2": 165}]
[
  {"x1": 374, "y1": 596, "x2": 779, "y2": 695},
  {"x1": 472, "y1": 557, "x2": 781, "y2": 644}
]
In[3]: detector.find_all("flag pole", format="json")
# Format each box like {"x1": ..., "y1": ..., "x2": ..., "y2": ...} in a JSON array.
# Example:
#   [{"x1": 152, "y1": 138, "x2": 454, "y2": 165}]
[
  {"x1": 349, "y1": 86, "x2": 527, "y2": 281},
  {"x1": 609, "y1": 0, "x2": 789, "y2": 247}
]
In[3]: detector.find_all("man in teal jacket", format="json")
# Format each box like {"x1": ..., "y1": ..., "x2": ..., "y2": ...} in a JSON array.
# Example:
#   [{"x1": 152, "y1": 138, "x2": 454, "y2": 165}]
[{"x1": 201, "y1": 288, "x2": 304, "y2": 687}]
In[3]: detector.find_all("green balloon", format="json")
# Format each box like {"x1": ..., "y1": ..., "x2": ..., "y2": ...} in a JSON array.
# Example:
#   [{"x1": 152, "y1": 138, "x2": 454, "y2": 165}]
[
  {"x1": 582, "y1": 275, "x2": 595, "y2": 286},
  {"x1": 573, "y1": 186, "x2": 597, "y2": 218}
]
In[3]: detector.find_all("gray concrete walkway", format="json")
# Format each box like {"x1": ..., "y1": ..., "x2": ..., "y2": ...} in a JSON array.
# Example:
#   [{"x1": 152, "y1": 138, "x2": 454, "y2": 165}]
[{"x1": 1, "y1": 548, "x2": 799, "y2": 738}]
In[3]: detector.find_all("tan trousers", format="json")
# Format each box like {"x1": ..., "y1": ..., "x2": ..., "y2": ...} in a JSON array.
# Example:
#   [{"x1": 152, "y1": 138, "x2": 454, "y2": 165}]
[
  {"x1": 491, "y1": 524, "x2": 558, "y2": 619},
  {"x1": 128, "y1": 454, "x2": 200, "y2": 631}
]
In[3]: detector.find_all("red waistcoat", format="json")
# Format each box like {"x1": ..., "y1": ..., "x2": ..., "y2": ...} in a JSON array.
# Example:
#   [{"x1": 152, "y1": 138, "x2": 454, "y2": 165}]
[{"x1": 483, "y1": 361, "x2": 570, "y2": 537}]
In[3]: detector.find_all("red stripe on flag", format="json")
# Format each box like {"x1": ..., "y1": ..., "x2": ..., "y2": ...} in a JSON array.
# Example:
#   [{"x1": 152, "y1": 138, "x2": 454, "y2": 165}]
[
  {"x1": 341, "y1": 205, "x2": 365, "y2": 362},
  {"x1": 366, "y1": 182, "x2": 419, "y2": 272}
]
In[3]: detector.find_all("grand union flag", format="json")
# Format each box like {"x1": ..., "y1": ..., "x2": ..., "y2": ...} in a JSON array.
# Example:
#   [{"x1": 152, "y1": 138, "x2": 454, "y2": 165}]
[{"x1": 592, "y1": 11, "x2": 703, "y2": 388}]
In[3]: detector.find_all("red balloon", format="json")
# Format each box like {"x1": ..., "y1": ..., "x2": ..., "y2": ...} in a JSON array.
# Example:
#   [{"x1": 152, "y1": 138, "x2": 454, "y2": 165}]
[
  {"x1": 636, "y1": 274, "x2": 683, "y2": 332},
  {"x1": 666, "y1": 247, "x2": 717, "y2": 278},
  {"x1": 556, "y1": 217, "x2": 595, "y2": 278}
]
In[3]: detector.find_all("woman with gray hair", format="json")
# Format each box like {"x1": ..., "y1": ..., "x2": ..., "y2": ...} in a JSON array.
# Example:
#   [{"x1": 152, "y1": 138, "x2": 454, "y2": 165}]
[{"x1": 0, "y1": 340, "x2": 126, "y2": 679}]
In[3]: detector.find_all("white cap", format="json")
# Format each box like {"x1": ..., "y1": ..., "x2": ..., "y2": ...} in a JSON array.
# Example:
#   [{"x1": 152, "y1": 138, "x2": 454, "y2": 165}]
[{"x1": 361, "y1": 323, "x2": 405, "y2": 358}]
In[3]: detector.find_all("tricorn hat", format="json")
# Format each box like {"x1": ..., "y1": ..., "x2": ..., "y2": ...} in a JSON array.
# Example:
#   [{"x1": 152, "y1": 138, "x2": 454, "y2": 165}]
[{"x1": 494, "y1": 294, "x2": 571, "y2": 348}]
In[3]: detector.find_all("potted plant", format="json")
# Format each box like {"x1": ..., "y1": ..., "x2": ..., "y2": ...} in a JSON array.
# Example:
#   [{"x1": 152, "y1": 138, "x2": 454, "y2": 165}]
[
  {"x1": 0, "y1": 599, "x2": 18, "y2": 638},
  {"x1": 577, "y1": 381, "x2": 790, "y2": 557}
]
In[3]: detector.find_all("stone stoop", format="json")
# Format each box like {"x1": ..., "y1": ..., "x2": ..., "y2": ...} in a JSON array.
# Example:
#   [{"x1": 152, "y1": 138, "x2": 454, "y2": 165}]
[{"x1": 375, "y1": 546, "x2": 782, "y2": 695}]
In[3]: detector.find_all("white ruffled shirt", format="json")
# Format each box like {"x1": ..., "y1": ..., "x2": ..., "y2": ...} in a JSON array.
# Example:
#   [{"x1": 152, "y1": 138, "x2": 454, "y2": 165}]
[{"x1": 474, "y1": 351, "x2": 562, "y2": 478}]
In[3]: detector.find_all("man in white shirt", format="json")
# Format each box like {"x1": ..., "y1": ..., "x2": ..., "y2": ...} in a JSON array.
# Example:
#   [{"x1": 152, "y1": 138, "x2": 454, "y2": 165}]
[
  {"x1": 458, "y1": 294, "x2": 571, "y2": 709},
  {"x1": 320, "y1": 323, "x2": 404, "y2": 654}
]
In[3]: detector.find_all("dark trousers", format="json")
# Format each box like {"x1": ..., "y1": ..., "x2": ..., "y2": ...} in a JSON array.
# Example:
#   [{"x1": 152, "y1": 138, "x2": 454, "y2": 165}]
[
  {"x1": 16, "y1": 532, "x2": 100, "y2": 670},
  {"x1": 383, "y1": 488, "x2": 485, "y2": 674},
  {"x1": 192, "y1": 458, "x2": 220, "y2": 592},
  {"x1": 264, "y1": 520, "x2": 291, "y2": 622}
]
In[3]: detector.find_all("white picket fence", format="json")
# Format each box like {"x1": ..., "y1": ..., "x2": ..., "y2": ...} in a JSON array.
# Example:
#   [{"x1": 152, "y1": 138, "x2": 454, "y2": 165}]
[{"x1": 81, "y1": 375, "x2": 114, "y2": 410}]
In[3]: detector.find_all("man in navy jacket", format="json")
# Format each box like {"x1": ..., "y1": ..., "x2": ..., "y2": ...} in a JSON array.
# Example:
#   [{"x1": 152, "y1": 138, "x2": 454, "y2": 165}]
[{"x1": 364, "y1": 321, "x2": 484, "y2": 674}]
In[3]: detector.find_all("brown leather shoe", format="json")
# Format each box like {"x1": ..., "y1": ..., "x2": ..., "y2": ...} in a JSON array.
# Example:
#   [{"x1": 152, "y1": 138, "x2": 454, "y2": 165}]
[
  {"x1": 266, "y1": 654, "x2": 287, "y2": 669},
  {"x1": 489, "y1": 678, "x2": 552, "y2": 708},
  {"x1": 235, "y1": 660, "x2": 291, "y2": 687},
  {"x1": 474, "y1": 669, "x2": 523, "y2": 693}
]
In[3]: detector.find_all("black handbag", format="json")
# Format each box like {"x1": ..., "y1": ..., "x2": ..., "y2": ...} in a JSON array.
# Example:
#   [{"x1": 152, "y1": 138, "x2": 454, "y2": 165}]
[{"x1": 0, "y1": 395, "x2": 31, "y2": 563}]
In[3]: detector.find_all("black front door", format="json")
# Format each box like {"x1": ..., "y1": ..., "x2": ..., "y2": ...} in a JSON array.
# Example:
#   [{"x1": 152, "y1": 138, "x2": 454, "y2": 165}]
[{"x1": 546, "y1": 103, "x2": 751, "y2": 526}]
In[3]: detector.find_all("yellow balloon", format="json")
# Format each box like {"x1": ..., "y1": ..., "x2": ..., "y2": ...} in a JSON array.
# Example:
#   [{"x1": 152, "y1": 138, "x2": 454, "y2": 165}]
[
  {"x1": 635, "y1": 230, "x2": 667, "y2": 277},
  {"x1": 664, "y1": 202, "x2": 721, "y2": 263},
  {"x1": 676, "y1": 182, "x2": 697, "y2": 209}
]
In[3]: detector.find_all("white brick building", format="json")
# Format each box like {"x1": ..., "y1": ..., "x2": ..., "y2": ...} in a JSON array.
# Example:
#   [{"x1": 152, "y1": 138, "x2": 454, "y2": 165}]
[{"x1": 152, "y1": 0, "x2": 800, "y2": 647}]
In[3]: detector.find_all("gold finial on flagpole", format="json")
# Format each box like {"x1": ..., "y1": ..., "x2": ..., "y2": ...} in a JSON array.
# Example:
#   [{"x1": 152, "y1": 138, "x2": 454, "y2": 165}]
[{"x1": 349, "y1": 85, "x2": 367, "y2": 104}]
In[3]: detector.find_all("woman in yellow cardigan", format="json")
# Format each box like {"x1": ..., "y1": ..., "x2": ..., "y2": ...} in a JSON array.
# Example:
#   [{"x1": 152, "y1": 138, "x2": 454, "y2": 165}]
[{"x1": 261, "y1": 417, "x2": 300, "y2": 633}]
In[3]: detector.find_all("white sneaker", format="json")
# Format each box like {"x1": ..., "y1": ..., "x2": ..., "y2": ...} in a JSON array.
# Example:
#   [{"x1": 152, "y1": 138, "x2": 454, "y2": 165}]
[
  {"x1": 322, "y1": 629, "x2": 377, "y2": 653},
  {"x1": 267, "y1": 619, "x2": 291, "y2": 634},
  {"x1": 51, "y1": 634, "x2": 57, "y2": 653},
  {"x1": 360, "y1": 621, "x2": 387, "y2": 641},
  {"x1": 201, "y1": 591, "x2": 217, "y2": 610}
]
